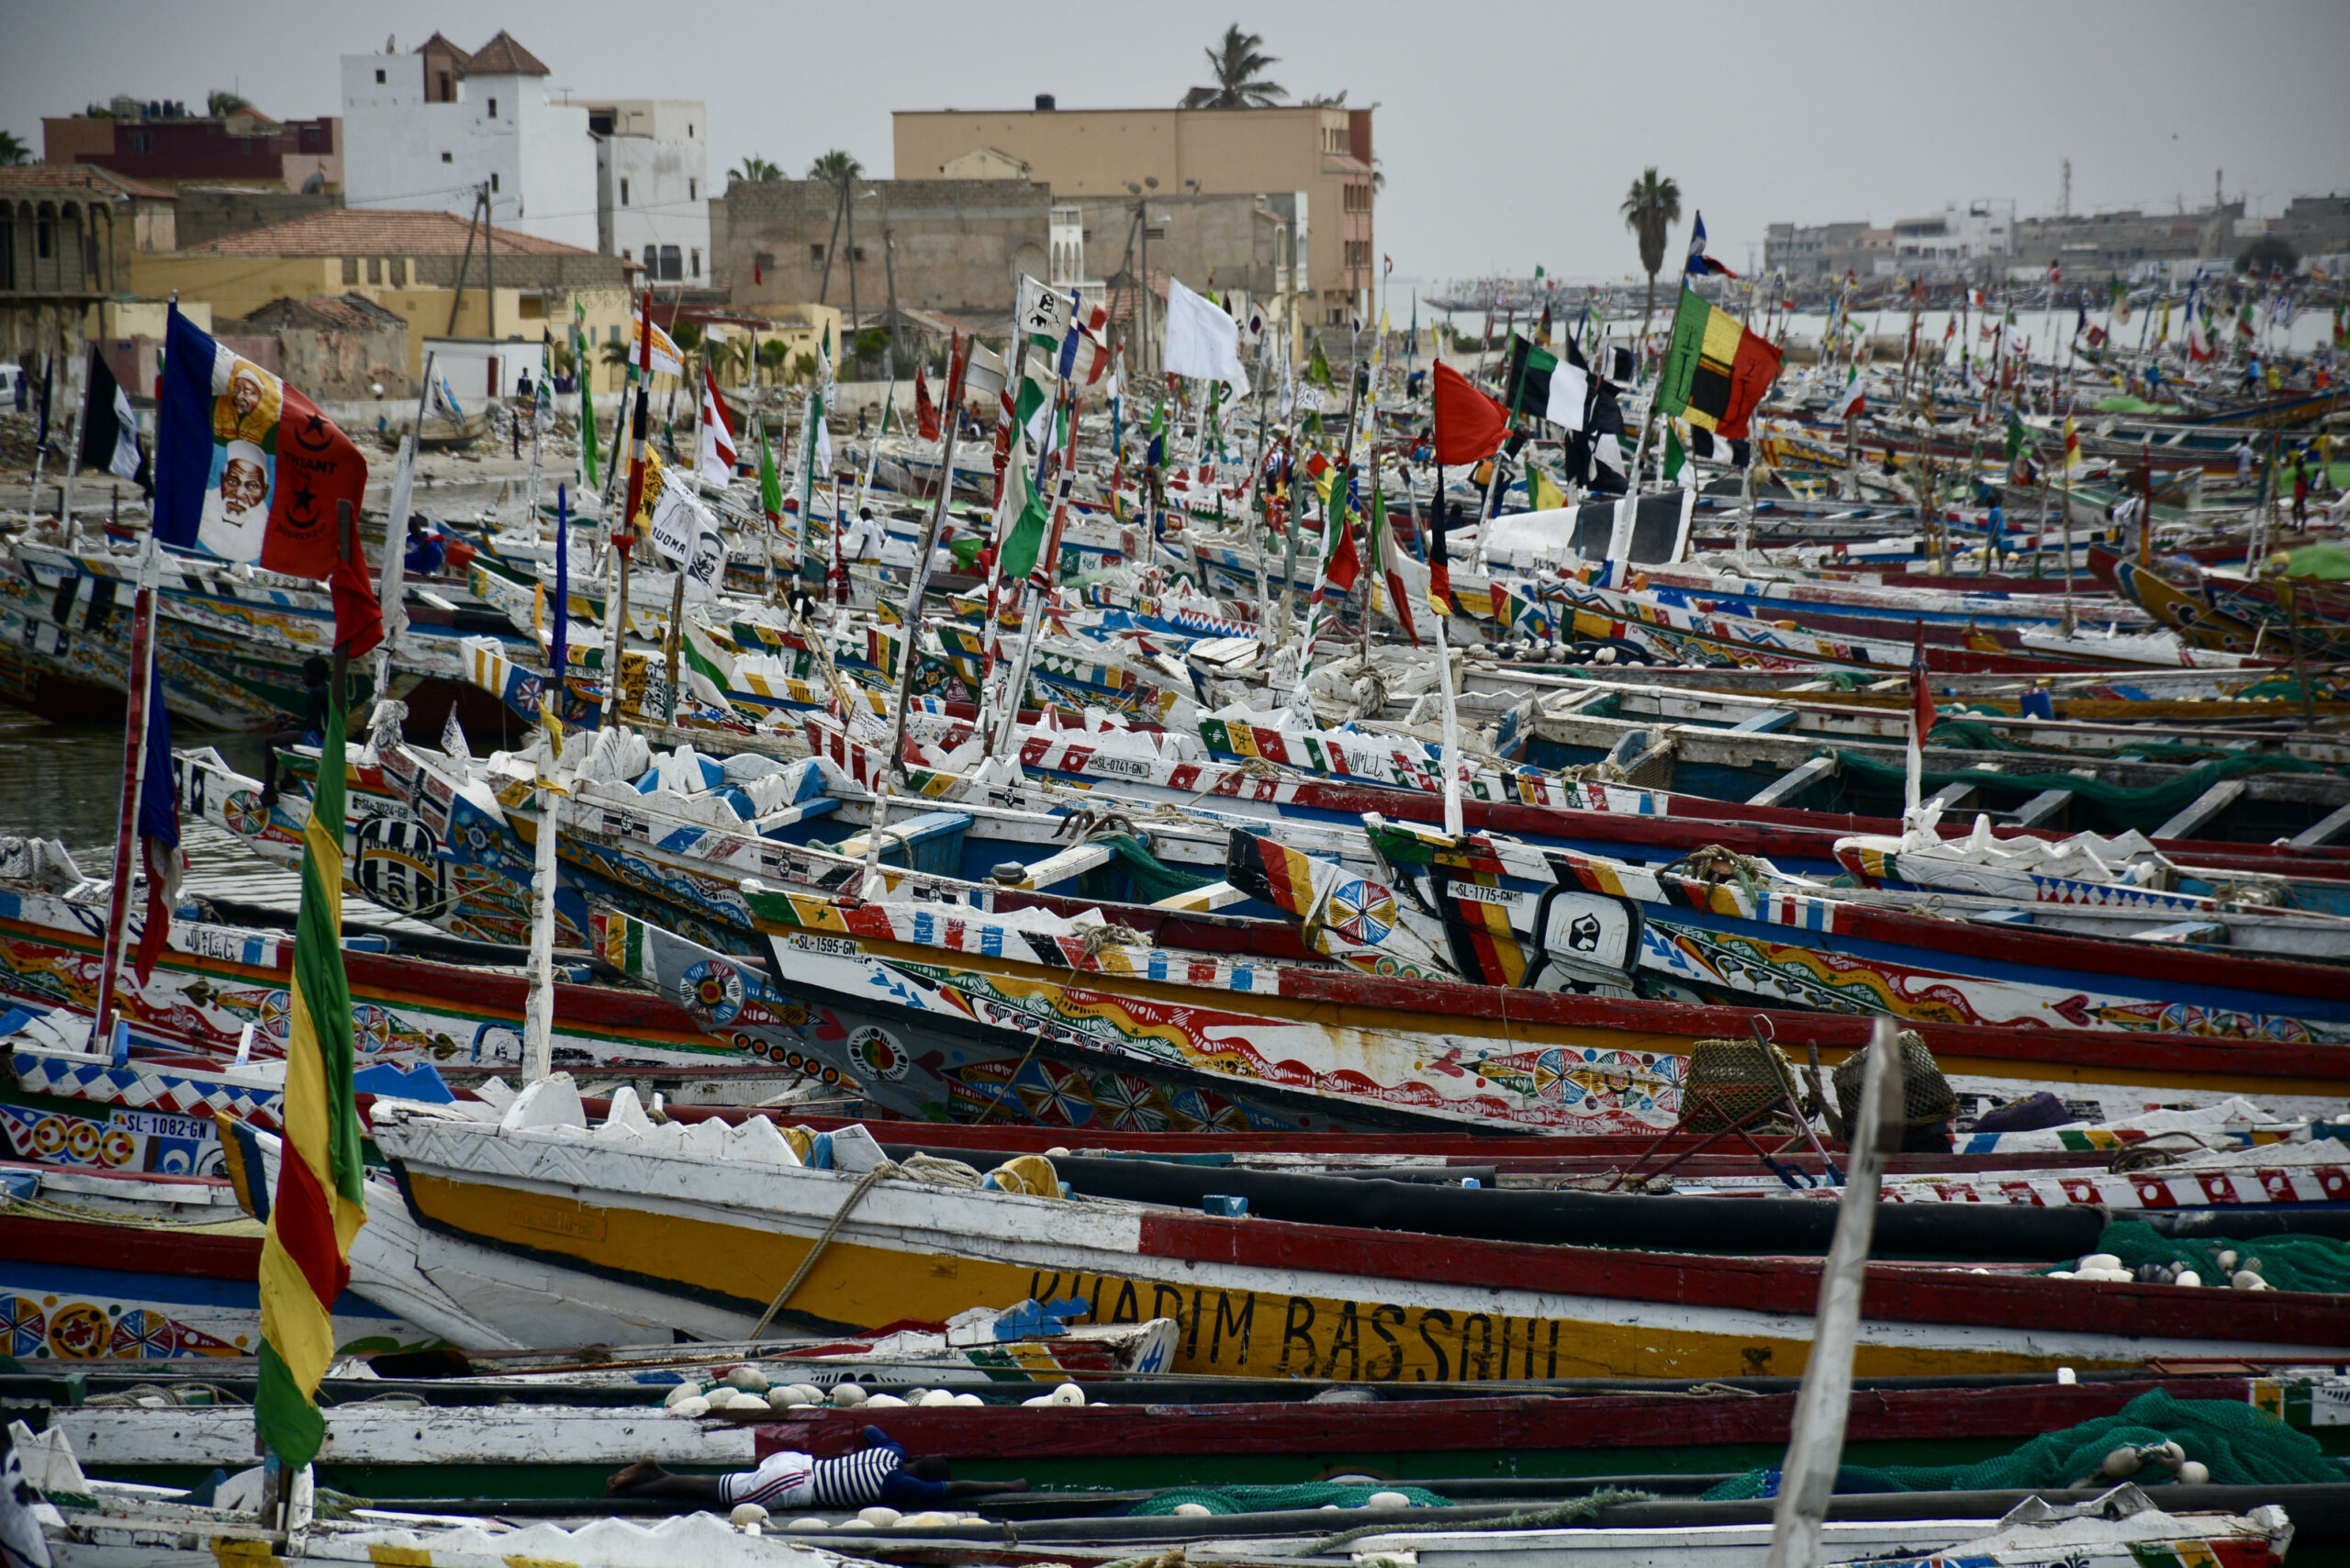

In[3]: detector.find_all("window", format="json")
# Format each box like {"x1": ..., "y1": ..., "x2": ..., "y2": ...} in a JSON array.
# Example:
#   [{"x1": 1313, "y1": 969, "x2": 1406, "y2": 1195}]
[
  {"x1": 810, "y1": 243, "x2": 825, "y2": 263},
  {"x1": 438, "y1": 71, "x2": 452, "y2": 99},
  {"x1": 130, "y1": 131, "x2": 151, "y2": 153},
  {"x1": 490, "y1": 173, "x2": 499, "y2": 193},
  {"x1": 620, "y1": 178, "x2": 629, "y2": 206},
  {"x1": 690, "y1": 249, "x2": 700, "y2": 278},
  {"x1": 609, "y1": 324, "x2": 621, "y2": 344},
  {"x1": 36, "y1": 215, "x2": 53, "y2": 260},
  {"x1": 1343, "y1": 184, "x2": 1370, "y2": 213},
  {"x1": 487, "y1": 97, "x2": 498, "y2": 119},
  {"x1": 366, "y1": 257, "x2": 381, "y2": 284},
  {"x1": 851, "y1": 245, "x2": 867, "y2": 263},
  {"x1": 660, "y1": 244, "x2": 682, "y2": 281},
  {"x1": 688, "y1": 178, "x2": 696, "y2": 201},
  {"x1": 753, "y1": 250, "x2": 776, "y2": 277},
  {"x1": 441, "y1": 151, "x2": 452, "y2": 163},
  {"x1": 643, "y1": 245, "x2": 658, "y2": 269}
]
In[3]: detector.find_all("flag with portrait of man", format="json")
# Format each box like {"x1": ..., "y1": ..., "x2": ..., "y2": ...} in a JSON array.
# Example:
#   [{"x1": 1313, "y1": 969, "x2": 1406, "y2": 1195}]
[{"x1": 156, "y1": 304, "x2": 381, "y2": 655}]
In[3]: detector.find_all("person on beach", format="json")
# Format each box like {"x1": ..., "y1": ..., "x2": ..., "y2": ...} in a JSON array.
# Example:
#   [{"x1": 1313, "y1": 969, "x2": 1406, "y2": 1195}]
[{"x1": 607, "y1": 1425, "x2": 1027, "y2": 1512}]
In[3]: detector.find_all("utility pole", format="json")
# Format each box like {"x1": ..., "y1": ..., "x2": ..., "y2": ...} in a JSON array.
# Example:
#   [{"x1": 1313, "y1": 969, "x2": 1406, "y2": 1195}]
[
  {"x1": 845, "y1": 177, "x2": 861, "y2": 356},
  {"x1": 484, "y1": 181, "x2": 497, "y2": 342}
]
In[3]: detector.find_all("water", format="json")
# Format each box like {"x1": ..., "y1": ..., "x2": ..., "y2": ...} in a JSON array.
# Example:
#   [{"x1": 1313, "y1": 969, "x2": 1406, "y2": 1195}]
[{"x1": 0, "y1": 712, "x2": 434, "y2": 932}]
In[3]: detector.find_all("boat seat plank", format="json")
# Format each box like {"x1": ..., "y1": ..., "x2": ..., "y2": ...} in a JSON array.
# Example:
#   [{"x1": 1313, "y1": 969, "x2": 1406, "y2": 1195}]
[
  {"x1": 1745, "y1": 754, "x2": 1838, "y2": 809},
  {"x1": 2289, "y1": 801, "x2": 2350, "y2": 849},
  {"x1": 2152, "y1": 778, "x2": 2248, "y2": 842},
  {"x1": 1729, "y1": 708, "x2": 1798, "y2": 734}
]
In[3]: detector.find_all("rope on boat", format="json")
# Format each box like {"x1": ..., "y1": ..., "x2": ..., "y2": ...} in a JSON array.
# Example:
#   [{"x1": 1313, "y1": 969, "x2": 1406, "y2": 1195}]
[
  {"x1": 745, "y1": 1154, "x2": 982, "y2": 1341},
  {"x1": 1305, "y1": 1486, "x2": 1661, "y2": 1556}
]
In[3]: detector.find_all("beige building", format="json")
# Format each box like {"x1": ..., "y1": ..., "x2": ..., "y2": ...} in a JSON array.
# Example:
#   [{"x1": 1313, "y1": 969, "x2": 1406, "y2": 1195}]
[
  {"x1": 714, "y1": 177, "x2": 1057, "y2": 322},
  {"x1": 129, "y1": 207, "x2": 635, "y2": 386},
  {"x1": 892, "y1": 102, "x2": 1375, "y2": 327}
]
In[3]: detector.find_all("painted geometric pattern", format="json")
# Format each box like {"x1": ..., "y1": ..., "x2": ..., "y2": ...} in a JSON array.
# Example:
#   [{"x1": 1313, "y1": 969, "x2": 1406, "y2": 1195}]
[{"x1": 10, "y1": 1051, "x2": 285, "y2": 1130}]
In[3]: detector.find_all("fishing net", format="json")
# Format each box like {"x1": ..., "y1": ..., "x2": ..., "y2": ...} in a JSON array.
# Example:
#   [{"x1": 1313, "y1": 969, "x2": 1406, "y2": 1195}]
[
  {"x1": 1677, "y1": 1036, "x2": 1805, "y2": 1136},
  {"x1": 1830, "y1": 1030, "x2": 1956, "y2": 1132},
  {"x1": 1127, "y1": 1482, "x2": 1451, "y2": 1517},
  {"x1": 2053, "y1": 1219, "x2": 2350, "y2": 1295},
  {"x1": 1926, "y1": 715, "x2": 2345, "y2": 770},
  {"x1": 1080, "y1": 834, "x2": 1215, "y2": 905},
  {"x1": 1830, "y1": 747, "x2": 2333, "y2": 834},
  {"x1": 1701, "y1": 1390, "x2": 2344, "y2": 1501}
]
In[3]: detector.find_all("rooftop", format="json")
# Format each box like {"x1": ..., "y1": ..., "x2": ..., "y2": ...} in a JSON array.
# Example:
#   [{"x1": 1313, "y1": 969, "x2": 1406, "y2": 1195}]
[
  {"x1": 240, "y1": 293, "x2": 410, "y2": 331},
  {"x1": 0, "y1": 163, "x2": 176, "y2": 201},
  {"x1": 456, "y1": 29, "x2": 550, "y2": 77},
  {"x1": 188, "y1": 207, "x2": 595, "y2": 257}
]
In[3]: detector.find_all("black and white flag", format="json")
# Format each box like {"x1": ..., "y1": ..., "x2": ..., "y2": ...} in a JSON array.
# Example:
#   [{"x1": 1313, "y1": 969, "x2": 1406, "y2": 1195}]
[{"x1": 78, "y1": 349, "x2": 150, "y2": 492}]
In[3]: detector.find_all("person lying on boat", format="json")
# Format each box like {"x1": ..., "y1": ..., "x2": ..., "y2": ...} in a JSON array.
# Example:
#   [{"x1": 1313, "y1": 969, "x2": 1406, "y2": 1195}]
[{"x1": 605, "y1": 1424, "x2": 1028, "y2": 1513}]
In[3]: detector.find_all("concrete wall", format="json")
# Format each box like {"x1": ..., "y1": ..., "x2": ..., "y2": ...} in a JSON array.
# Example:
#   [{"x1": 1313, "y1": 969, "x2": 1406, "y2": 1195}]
[
  {"x1": 892, "y1": 106, "x2": 1371, "y2": 314},
  {"x1": 340, "y1": 51, "x2": 599, "y2": 251},
  {"x1": 174, "y1": 187, "x2": 341, "y2": 250},
  {"x1": 261, "y1": 317, "x2": 409, "y2": 402},
  {"x1": 715, "y1": 178, "x2": 1053, "y2": 319}
]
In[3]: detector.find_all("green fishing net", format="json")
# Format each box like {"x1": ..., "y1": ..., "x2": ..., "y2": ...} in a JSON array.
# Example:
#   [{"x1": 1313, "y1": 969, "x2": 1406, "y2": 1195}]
[
  {"x1": 1082, "y1": 834, "x2": 1215, "y2": 904},
  {"x1": 1831, "y1": 746, "x2": 2333, "y2": 833},
  {"x1": 1925, "y1": 715, "x2": 2340, "y2": 769},
  {"x1": 2054, "y1": 1219, "x2": 2350, "y2": 1295},
  {"x1": 1702, "y1": 1390, "x2": 2344, "y2": 1501},
  {"x1": 1128, "y1": 1482, "x2": 1451, "y2": 1517}
]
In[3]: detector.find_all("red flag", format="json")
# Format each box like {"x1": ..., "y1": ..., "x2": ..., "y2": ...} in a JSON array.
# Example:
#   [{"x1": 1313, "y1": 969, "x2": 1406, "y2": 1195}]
[
  {"x1": 1909, "y1": 621, "x2": 1935, "y2": 743},
  {"x1": 1326, "y1": 510, "x2": 1361, "y2": 592},
  {"x1": 915, "y1": 364, "x2": 941, "y2": 442},
  {"x1": 1432, "y1": 362, "x2": 1508, "y2": 465}
]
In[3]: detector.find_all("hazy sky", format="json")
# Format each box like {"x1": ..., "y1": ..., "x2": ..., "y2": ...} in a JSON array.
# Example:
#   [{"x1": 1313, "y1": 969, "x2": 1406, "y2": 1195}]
[{"x1": 8, "y1": 0, "x2": 2346, "y2": 287}]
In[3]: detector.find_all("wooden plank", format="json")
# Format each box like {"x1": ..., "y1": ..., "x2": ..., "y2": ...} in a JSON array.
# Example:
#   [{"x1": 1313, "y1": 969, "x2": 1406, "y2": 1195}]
[
  {"x1": 1152, "y1": 880, "x2": 1248, "y2": 913},
  {"x1": 50, "y1": 1406, "x2": 758, "y2": 1469},
  {"x1": 2290, "y1": 801, "x2": 2350, "y2": 848},
  {"x1": 2153, "y1": 778, "x2": 2248, "y2": 842},
  {"x1": 1729, "y1": 708, "x2": 1798, "y2": 734},
  {"x1": 1002, "y1": 842, "x2": 1118, "y2": 891},
  {"x1": 1746, "y1": 755, "x2": 1838, "y2": 809},
  {"x1": 1923, "y1": 761, "x2": 2000, "y2": 812}
]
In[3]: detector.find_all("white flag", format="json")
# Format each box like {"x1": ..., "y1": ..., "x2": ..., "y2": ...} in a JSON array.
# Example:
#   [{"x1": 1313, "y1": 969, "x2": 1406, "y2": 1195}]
[
  {"x1": 1017, "y1": 276, "x2": 1071, "y2": 343},
  {"x1": 697, "y1": 369, "x2": 737, "y2": 485},
  {"x1": 649, "y1": 476, "x2": 729, "y2": 599},
  {"x1": 1162, "y1": 276, "x2": 1250, "y2": 393},
  {"x1": 1548, "y1": 364, "x2": 1590, "y2": 431}
]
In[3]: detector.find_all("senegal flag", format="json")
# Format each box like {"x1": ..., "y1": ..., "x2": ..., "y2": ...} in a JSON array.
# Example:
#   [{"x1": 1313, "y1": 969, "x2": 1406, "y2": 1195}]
[
  {"x1": 254, "y1": 670, "x2": 367, "y2": 1468},
  {"x1": 1656, "y1": 286, "x2": 1783, "y2": 441}
]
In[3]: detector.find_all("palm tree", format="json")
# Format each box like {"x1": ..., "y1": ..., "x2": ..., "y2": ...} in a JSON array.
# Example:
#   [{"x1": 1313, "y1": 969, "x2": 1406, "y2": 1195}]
[
  {"x1": 730, "y1": 155, "x2": 782, "y2": 185},
  {"x1": 0, "y1": 130, "x2": 28, "y2": 166},
  {"x1": 1620, "y1": 168, "x2": 1683, "y2": 345},
  {"x1": 808, "y1": 150, "x2": 864, "y2": 314},
  {"x1": 756, "y1": 338, "x2": 789, "y2": 387},
  {"x1": 1182, "y1": 25, "x2": 1288, "y2": 108},
  {"x1": 207, "y1": 90, "x2": 251, "y2": 118}
]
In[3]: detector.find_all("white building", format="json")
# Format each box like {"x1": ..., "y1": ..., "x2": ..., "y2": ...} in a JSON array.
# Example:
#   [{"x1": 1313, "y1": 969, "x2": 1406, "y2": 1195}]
[
  {"x1": 1890, "y1": 200, "x2": 2016, "y2": 272},
  {"x1": 587, "y1": 100, "x2": 711, "y2": 286},
  {"x1": 340, "y1": 31, "x2": 599, "y2": 254}
]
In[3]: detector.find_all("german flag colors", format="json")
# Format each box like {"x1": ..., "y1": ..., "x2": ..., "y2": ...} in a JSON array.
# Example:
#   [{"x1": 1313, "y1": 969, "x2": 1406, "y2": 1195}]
[
  {"x1": 1656, "y1": 287, "x2": 1784, "y2": 441},
  {"x1": 1225, "y1": 831, "x2": 1322, "y2": 921},
  {"x1": 254, "y1": 676, "x2": 369, "y2": 1468}
]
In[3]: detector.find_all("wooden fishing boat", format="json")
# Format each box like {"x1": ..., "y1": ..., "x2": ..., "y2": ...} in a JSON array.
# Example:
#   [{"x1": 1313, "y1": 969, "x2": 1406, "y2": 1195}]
[
  {"x1": 261, "y1": 1097, "x2": 2350, "y2": 1382},
  {"x1": 1301, "y1": 818, "x2": 2350, "y2": 1043}
]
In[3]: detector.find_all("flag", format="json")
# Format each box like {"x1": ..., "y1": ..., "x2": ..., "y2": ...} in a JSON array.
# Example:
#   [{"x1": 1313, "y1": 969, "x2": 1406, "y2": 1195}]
[
  {"x1": 2062, "y1": 417, "x2": 2081, "y2": 473},
  {"x1": 630, "y1": 311, "x2": 685, "y2": 376},
  {"x1": 576, "y1": 364, "x2": 599, "y2": 489},
  {"x1": 1662, "y1": 423, "x2": 1687, "y2": 483},
  {"x1": 1503, "y1": 335, "x2": 1590, "y2": 431},
  {"x1": 129, "y1": 648, "x2": 178, "y2": 984},
  {"x1": 994, "y1": 444, "x2": 1053, "y2": 583},
  {"x1": 1830, "y1": 365, "x2": 1864, "y2": 421},
  {"x1": 697, "y1": 364, "x2": 737, "y2": 484},
  {"x1": 1905, "y1": 619, "x2": 1933, "y2": 814},
  {"x1": 1162, "y1": 276, "x2": 1250, "y2": 391},
  {"x1": 1431, "y1": 362, "x2": 1508, "y2": 465},
  {"x1": 757, "y1": 415, "x2": 783, "y2": 524},
  {"x1": 914, "y1": 363, "x2": 941, "y2": 442},
  {"x1": 648, "y1": 472, "x2": 730, "y2": 599},
  {"x1": 1324, "y1": 488, "x2": 1361, "y2": 593},
  {"x1": 2004, "y1": 409, "x2": 2028, "y2": 473},
  {"x1": 1528, "y1": 466, "x2": 1568, "y2": 511},
  {"x1": 156, "y1": 306, "x2": 380, "y2": 655},
  {"x1": 1684, "y1": 211, "x2": 1738, "y2": 277},
  {"x1": 1656, "y1": 286, "x2": 1783, "y2": 441},
  {"x1": 79, "y1": 348, "x2": 150, "y2": 490},
  {"x1": 431, "y1": 371, "x2": 465, "y2": 424},
  {"x1": 1426, "y1": 493, "x2": 1452, "y2": 620},
  {"x1": 2187, "y1": 312, "x2": 2213, "y2": 364},
  {"x1": 252, "y1": 668, "x2": 368, "y2": 1470}
]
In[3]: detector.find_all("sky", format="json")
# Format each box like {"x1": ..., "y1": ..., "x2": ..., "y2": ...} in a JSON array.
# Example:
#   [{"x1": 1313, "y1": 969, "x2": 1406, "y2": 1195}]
[{"x1": 7, "y1": 0, "x2": 2347, "y2": 289}]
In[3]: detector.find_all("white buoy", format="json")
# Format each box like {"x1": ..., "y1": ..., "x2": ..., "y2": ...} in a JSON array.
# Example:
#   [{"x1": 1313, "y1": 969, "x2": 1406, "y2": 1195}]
[
  {"x1": 2175, "y1": 1271, "x2": 2201, "y2": 1288},
  {"x1": 663, "y1": 1383, "x2": 707, "y2": 1408},
  {"x1": 2232, "y1": 1271, "x2": 2270, "y2": 1291},
  {"x1": 919, "y1": 1389, "x2": 955, "y2": 1406},
  {"x1": 1047, "y1": 1382, "x2": 1086, "y2": 1406},
  {"x1": 724, "y1": 1365, "x2": 771, "y2": 1393},
  {"x1": 2055, "y1": 1367, "x2": 2076, "y2": 1384},
  {"x1": 2177, "y1": 1461, "x2": 2210, "y2": 1485},
  {"x1": 731, "y1": 1504, "x2": 769, "y2": 1529},
  {"x1": 2098, "y1": 1446, "x2": 2143, "y2": 1478},
  {"x1": 1172, "y1": 1503, "x2": 1213, "y2": 1518},
  {"x1": 866, "y1": 1393, "x2": 909, "y2": 1408},
  {"x1": 2078, "y1": 1252, "x2": 2122, "y2": 1272},
  {"x1": 831, "y1": 1383, "x2": 867, "y2": 1407},
  {"x1": 1366, "y1": 1491, "x2": 1411, "y2": 1509},
  {"x1": 953, "y1": 1393, "x2": 985, "y2": 1406},
  {"x1": 789, "y1": 1518, "x2": 830, "y2": 1530},
  {"x1": 670, "y1": 1395, "x2": 711, "y2": 1417},
  {"x1": 857, "y1": 1506, "x2": 901, "y2": 1528}
]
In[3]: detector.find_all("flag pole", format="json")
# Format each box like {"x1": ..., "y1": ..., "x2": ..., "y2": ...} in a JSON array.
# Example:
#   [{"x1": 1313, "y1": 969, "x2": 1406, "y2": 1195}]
[
  {"x1": 60, "y1": 353, "x2": 85, "y2": 539},
  {"x1": 605, "y1": 287, "x2": 656, "y2": 722},
  {"x1": 93, "y1": 528, "x2": 161, "y2": 1055},
  {"x1": 887, "y1": 332, "x2": 969, "y2": 779}
]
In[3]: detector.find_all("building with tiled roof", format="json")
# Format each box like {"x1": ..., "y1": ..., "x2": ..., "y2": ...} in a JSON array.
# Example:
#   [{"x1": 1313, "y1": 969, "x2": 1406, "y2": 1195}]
[
  {"x1": 42, "y1": 95, "x2": 340, "y2": 195},
  {"x1": 462, "y1": 30, "x2": 551, "y2": 77},
  {"x1": 2, "y1": 163, "x2": 181, "y2": 360},
  {"x1": 185, "y1": 207, "x2": 594, "y2": 258}
]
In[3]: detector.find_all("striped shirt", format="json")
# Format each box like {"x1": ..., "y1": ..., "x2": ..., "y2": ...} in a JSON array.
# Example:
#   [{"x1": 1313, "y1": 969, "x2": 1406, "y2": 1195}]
[
  {"x1": 718, "y1": 1450, "x2": 813, "y2": 1509},
  {"x1": 810, "y1": 1444, "x2": 905, "y2": 1506}
]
